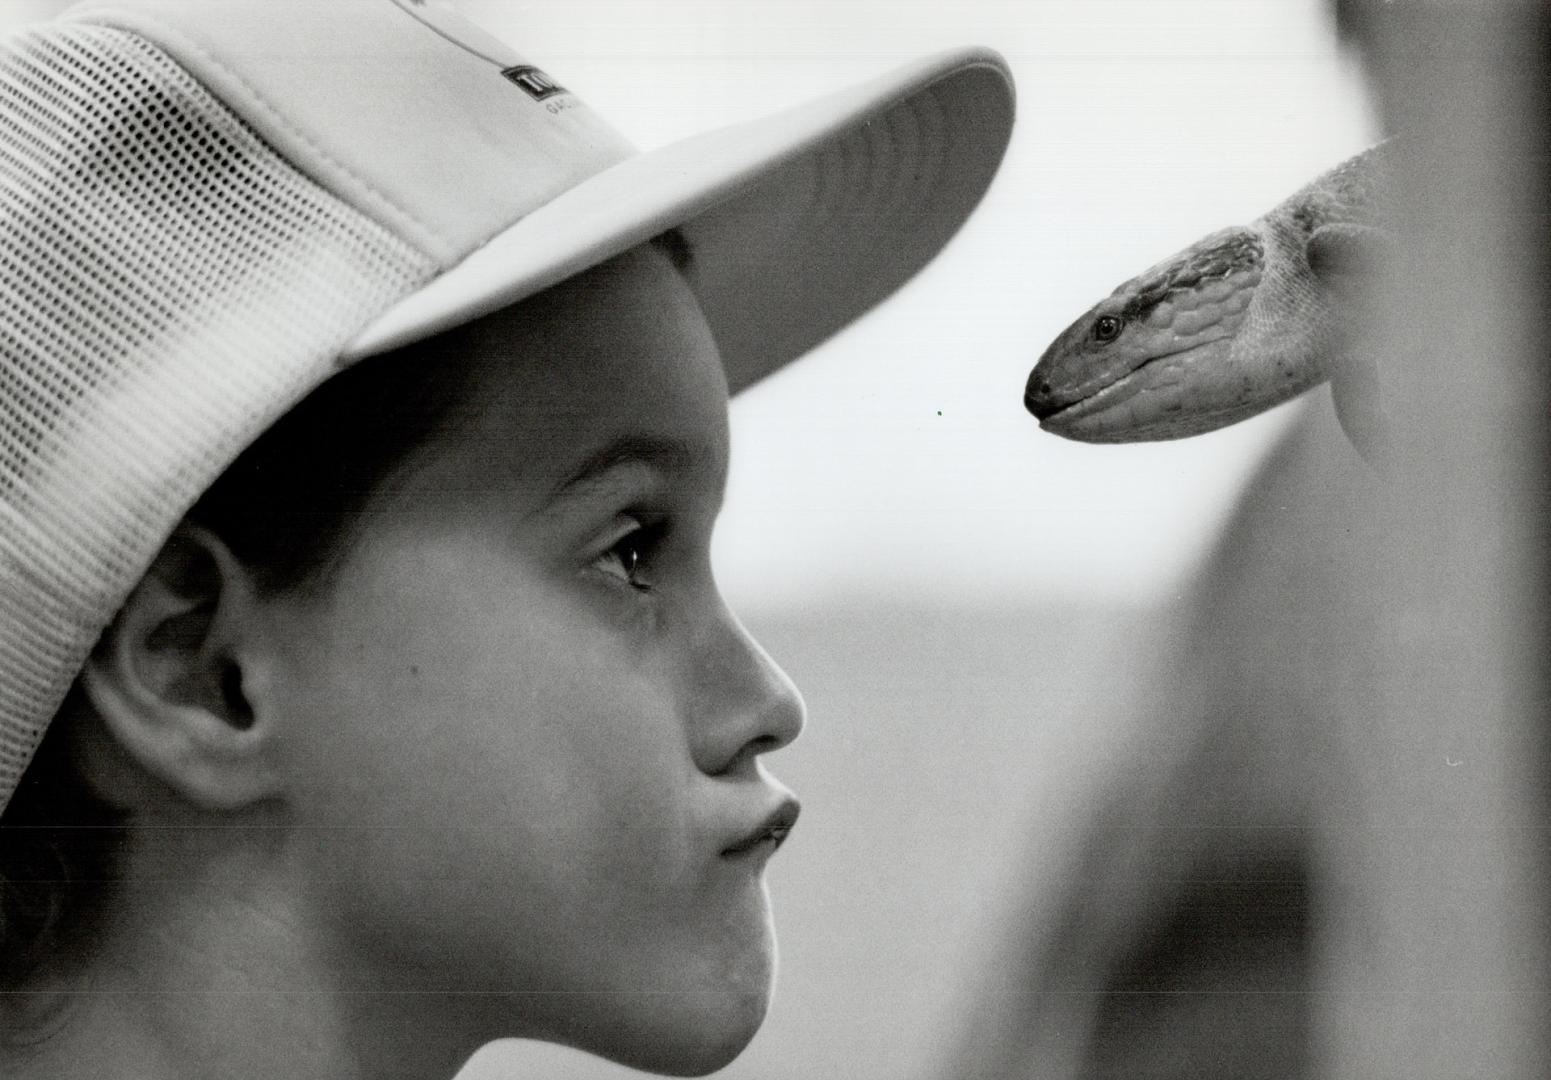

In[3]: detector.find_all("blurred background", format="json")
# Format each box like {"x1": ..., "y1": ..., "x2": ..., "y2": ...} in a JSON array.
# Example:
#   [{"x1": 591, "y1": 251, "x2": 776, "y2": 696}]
[
  {"x1": 433, "y1": 2, "x2": 1376, "y2": 1077},
  {"x1": 17, "y1": 2, "x2": 1537, "y2": 1078}
]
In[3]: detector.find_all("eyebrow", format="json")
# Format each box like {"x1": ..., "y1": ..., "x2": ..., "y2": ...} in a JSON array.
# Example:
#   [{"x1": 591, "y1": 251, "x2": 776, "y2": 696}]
[{"x1": 541, "y1": 433, "x2": 713, "y2": 510}]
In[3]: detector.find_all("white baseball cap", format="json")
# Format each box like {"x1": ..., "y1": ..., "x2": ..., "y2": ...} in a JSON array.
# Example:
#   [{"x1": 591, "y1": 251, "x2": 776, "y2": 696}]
[{"x1": 0, "y1": 0, "x2": 1015, "y2": 810}]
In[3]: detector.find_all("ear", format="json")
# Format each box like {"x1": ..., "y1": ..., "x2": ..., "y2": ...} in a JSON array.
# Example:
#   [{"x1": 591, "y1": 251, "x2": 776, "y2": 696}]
[{"x1": 80, "y1": 525, "x2": 283, "y2": 811}]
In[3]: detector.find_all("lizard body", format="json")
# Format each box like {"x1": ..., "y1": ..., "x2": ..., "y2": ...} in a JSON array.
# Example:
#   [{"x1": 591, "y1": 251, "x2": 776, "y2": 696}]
[{"x1": 1025, "y1": 143, "x2": 1393, "y2": 456}]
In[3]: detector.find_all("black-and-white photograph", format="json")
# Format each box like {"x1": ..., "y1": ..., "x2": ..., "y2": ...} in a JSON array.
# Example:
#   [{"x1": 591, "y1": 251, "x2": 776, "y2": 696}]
[{"x1": 0, "y1": 1, "x2": 1544, "y2": 1077}]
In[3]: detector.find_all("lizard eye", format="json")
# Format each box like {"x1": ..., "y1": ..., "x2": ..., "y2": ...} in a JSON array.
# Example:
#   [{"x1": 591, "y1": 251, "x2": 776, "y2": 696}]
[{"x1": 1092, "y1": 315, "x2": 1123, "y2": 343}]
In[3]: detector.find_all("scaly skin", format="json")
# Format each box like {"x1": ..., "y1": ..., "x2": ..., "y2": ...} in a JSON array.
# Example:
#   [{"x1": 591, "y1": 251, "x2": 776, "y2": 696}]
[{"x1": 1025, "y1": 143, "x2": 1392, "y2": 443}]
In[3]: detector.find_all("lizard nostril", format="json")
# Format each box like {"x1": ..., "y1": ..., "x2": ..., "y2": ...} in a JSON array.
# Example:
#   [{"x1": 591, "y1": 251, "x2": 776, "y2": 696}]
[{"x1": 1025, "y1": 379, "x2": 1057, "y2": 418}]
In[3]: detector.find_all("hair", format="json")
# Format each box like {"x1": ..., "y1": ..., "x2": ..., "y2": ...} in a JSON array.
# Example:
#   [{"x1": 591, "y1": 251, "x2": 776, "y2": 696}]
[
  {"x1": 0, "y1": 232, "x2": 694, "y2": 995},
  {"x1": 0, "y1": 684, "x2": 126, "y2": 992},
  {"x1": 0, "y1": 341, "x2": 470, "y2": 992}
]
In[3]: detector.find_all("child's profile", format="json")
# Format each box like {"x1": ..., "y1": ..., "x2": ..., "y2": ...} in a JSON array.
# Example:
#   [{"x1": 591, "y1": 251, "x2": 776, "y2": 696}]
[{"x1": 0, "y1": 2, "x2": 1013, "y2": 1077}]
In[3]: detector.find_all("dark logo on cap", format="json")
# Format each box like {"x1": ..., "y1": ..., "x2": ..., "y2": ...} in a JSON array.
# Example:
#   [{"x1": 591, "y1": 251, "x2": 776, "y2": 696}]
[{"x1": 501, "y1": 66, "x2": 566, "y2": 100}]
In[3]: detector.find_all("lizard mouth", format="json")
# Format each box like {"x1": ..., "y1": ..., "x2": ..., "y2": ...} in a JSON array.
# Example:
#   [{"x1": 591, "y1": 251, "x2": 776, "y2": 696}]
[{"x1": 1028, "y1": 340, "x2": 1221, "y2": 442}]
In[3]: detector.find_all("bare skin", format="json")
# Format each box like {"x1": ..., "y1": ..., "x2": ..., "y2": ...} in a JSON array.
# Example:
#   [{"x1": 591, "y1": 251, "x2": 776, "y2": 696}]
[
  {"x1": 0, "y1": 248, "x2": 806, "y2": 1080},
  {"x1": 1024, "y1": 143, "x2": 1394, "y2": 463}
]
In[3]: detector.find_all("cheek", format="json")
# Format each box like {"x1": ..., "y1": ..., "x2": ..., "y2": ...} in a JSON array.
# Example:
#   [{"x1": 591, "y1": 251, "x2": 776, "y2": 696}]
[{"x1": 255, "y1": 558, "x2": 702, "y2": 960}]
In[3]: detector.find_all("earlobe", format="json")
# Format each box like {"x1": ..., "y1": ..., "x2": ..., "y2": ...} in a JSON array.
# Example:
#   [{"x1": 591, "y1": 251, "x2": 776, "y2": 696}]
[{"x1": 80, "y1": 525, "x2": 284, "y2": 811}]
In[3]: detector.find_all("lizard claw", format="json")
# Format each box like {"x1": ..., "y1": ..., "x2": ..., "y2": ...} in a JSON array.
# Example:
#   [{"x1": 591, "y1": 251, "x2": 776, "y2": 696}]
[
  {"x1": 1330, "y1": 353, "x2": 1394, "y2": 472},
  {"x1": 1307, "y1": 222, "x2": 1397, "y2": 471}
]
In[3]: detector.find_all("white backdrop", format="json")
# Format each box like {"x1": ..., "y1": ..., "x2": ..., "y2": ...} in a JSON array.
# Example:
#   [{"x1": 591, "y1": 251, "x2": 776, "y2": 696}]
[
  {"x1": 441, "y1": 1, "x2": 1378, "y2": 1077},
  {"x1": 447, "y1": 0, "x2": 1377, "y2": 612},
  {"x1": 0, "y1": 2, "x2": 1379, "y2": 1077},
  {"x1": 0, "y1": 0, "x2": 1377, "y2": 606}
]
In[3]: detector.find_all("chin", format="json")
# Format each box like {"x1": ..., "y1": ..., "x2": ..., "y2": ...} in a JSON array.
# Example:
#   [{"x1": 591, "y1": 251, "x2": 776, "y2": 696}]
[
  {"x1": 641, "y1": 1028, "x2": 763, "y2": 1078},
  {"x1": 598, "y1": 933, "x2": 778, "y2": 1076},
  {"x1": 577, "y1": 988, "x2": 770, "y2": 1077}
]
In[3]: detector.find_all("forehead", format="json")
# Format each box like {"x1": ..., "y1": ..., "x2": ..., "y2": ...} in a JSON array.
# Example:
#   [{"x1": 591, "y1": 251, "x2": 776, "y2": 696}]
[{"x1": 395, "y1": 246, "x2": 730, "y2": 491}]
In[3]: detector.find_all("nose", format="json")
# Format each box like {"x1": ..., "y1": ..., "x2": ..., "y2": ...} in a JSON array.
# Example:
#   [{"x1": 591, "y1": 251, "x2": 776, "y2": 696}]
[
  {"x1": 688, "y1": 602, "x2": 806, "y2": 776},
  {"x1": 1024, "y1": 370, "x2": 1061, "y2": 419}
]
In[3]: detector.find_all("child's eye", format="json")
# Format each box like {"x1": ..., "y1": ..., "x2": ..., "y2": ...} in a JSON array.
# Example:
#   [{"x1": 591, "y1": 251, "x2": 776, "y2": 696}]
[{"x1": 592, "y1": 519, "x2": 664, "y2": 592}]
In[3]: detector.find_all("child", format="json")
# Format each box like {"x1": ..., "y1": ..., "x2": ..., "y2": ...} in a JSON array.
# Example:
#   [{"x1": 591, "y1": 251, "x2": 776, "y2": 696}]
[{"x1": 0, "y1": 2, "x2": 1013, "y2": 1077}]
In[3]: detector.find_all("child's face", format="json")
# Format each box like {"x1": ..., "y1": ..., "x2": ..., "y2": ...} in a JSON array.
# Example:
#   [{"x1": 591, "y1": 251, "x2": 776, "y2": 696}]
[{"x1": 243, "y1": 248, "x2": 806, "y2": 1072}]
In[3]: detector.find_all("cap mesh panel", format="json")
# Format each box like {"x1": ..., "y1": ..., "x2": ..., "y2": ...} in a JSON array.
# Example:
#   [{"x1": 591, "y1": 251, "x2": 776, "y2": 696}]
[{"x1": 0, "y1": 24, "x2": 436, "y2": 811}]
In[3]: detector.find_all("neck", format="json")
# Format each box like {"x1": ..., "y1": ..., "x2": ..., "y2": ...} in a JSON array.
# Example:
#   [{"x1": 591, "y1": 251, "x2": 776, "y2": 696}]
[{"x1": 0, "y1": 806, "x2": 482, "y2": 1080}]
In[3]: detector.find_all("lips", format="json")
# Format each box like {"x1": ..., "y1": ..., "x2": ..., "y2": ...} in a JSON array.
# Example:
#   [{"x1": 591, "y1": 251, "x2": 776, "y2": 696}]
[
  {"x1": 722, "y1": 798, "x2": 801, "y2": 858},
  {"x1": 1030, "y1": 340, "x2": 1212, "y2": 440}
]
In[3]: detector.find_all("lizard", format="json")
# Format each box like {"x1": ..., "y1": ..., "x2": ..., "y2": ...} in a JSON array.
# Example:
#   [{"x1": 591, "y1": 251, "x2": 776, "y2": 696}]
[{"x1": 1023, "y1": 142, "x2": 1395, "y2": 463}]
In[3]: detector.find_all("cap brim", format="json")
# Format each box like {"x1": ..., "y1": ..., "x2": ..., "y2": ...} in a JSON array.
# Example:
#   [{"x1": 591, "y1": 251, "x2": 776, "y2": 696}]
[{"x1": 343, "y1": 47, "x2": 1015, "y2": 393}]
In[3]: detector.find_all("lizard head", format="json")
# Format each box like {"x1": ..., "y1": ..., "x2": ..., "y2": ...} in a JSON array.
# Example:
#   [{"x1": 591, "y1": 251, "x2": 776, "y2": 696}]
[{"x1": 1025, "y1": 225, "x2": 1266, "y2": 442}]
